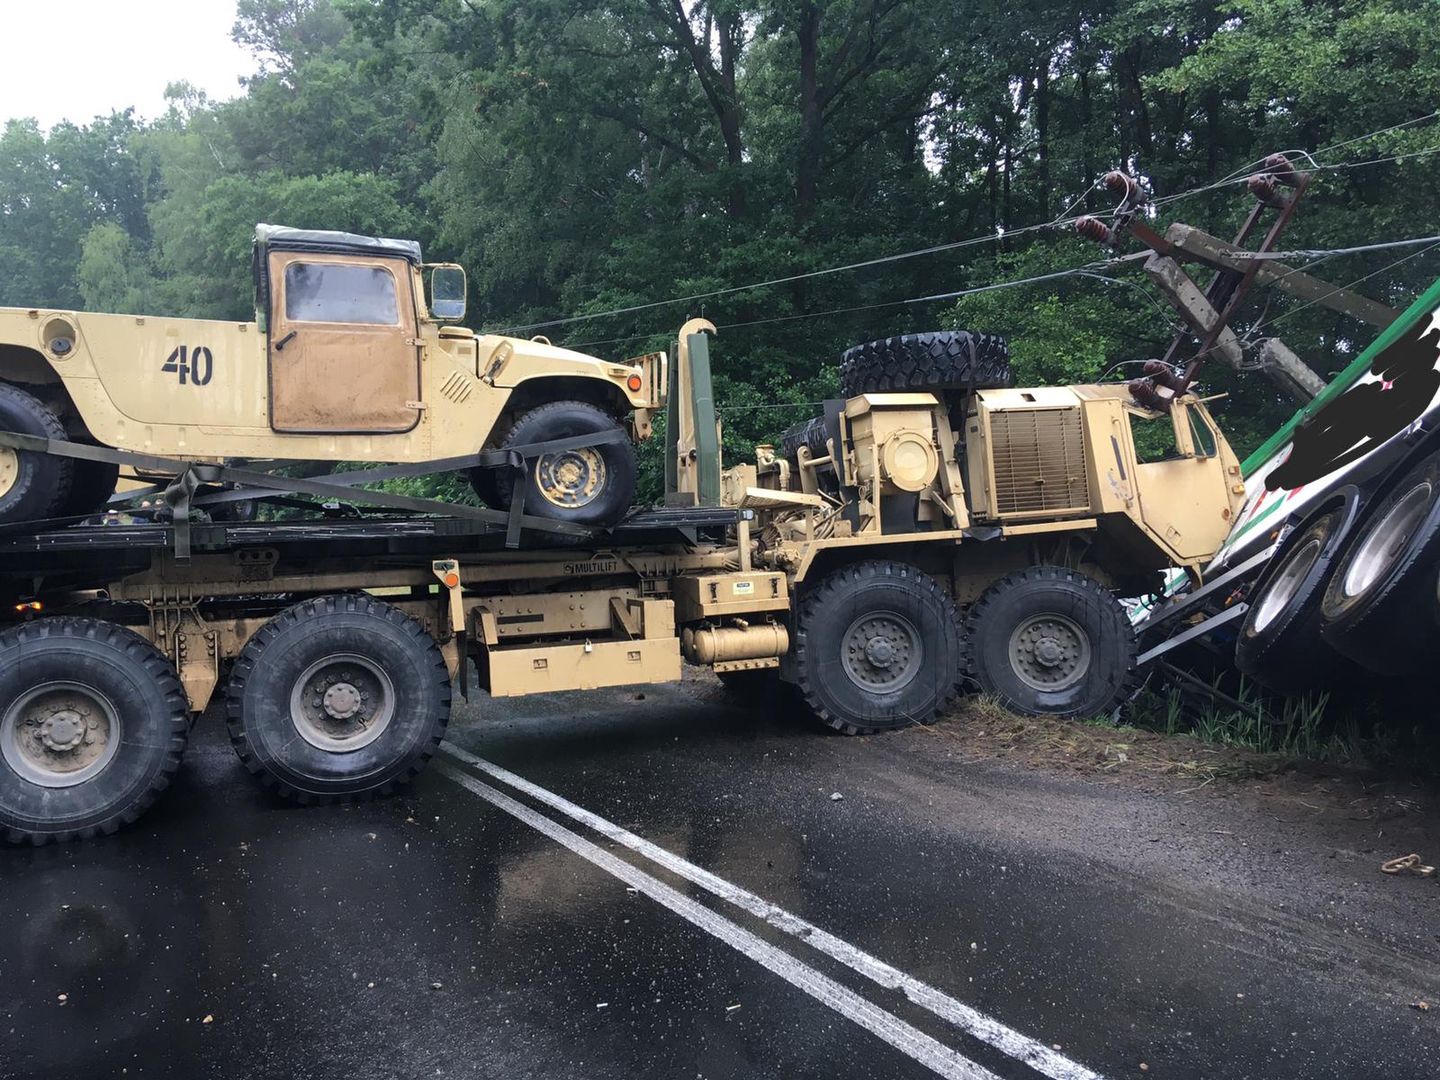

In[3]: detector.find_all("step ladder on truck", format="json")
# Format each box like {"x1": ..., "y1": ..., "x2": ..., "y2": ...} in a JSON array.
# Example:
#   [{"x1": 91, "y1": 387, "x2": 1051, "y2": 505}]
[{"x1": 0, "y1": 204, "x2": 1323, "y2": 844}]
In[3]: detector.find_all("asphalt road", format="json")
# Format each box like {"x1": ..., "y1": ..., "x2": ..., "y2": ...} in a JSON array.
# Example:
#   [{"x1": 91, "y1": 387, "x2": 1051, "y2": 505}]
[{"x1": 2, "y1": 674, "x2": 1436, "y2": 1080}]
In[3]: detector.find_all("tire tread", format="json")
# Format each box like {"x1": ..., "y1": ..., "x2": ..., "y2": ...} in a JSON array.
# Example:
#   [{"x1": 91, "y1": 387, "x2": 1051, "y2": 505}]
[
  {"x1": 225, "y1": 593, "x2": 451, "y2": 803},
  {"x1": 0, "y1": 617, "x2": 188, "y2": 845}
]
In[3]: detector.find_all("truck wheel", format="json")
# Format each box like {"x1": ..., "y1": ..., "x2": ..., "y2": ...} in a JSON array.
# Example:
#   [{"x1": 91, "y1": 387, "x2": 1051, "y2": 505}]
[
  {"x1": 1234, "y1": 490, "x2": 1364, "y2": 691},
  {"x1": 59, "y1": 457, "x2": 120, "y2": 518},
  {"x1": 479, "y1": 400, "x2": 636, "y2": 528},
  {"x1": 794, "y1": 560, "x2": 962, "y2": 734},
  {"x1": 1318, "y1": 449, "x2": 1440, "y2": 674},
  {"x1": 226, "y1": 594, "x2": 451, "y2": 801},
  {"x1": 0, "y1": 618, "x2": 189, "y2": 844},
  {"x1": 0, "y1": 383, "x2": 74, "y2": 524},
  {"x1": 838, "y1": 330, "x2": 1011, "y2": 398},
  {"x1": 962, "y1": 566, "x2": 1135, "y2": 717}
]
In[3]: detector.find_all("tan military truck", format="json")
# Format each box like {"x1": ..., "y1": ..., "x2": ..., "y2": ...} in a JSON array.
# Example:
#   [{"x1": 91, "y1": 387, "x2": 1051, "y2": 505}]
[
  {"x1": 0, "y1": 322, "x2": 1250, "y2": 843},
  {"x1": 739, "y1": 328, "x2": 1247, "y2": 718},
  {"x1": 0, "y1": 225, "x2": 663, "y2": 527}
]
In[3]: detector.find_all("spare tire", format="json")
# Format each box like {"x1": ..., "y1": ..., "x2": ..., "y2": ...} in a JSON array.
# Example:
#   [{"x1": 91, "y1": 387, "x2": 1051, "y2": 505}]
[
  {"x1": 777, "y1": 416, "x2": 830, "y2": 462},
  {"x1": 839, "y1": 330, "x2": 1011, "y2": 398}
]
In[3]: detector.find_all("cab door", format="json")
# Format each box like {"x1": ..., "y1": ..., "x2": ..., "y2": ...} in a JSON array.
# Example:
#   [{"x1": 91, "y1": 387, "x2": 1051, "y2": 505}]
[
  {"x1": 267, "y1": 250, "x2": 421, "y2": 433},
  {"x1": 1126, "y1": 403, "x2": 1234, "y2": 564}
]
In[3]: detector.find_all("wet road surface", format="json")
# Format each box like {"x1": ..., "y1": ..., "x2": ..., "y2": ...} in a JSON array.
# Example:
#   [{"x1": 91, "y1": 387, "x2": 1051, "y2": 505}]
[{"x1": 3, "y1": 675, "x2": 1435, "y2": 1079}]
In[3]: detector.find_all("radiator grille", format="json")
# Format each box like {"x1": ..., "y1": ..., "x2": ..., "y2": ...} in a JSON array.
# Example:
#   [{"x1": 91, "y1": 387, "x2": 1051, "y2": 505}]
[{"x1": 990, "y1": 408, "x2": 1091, "y2": 516}]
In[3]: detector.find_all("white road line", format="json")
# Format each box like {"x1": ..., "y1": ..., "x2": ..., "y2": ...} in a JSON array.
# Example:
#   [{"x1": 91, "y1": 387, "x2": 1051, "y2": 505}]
[
  {"x1": 432, "y1": 760, "x2": 1000, "y2": 1080},
  {"x1": 439, "y1": 742, "x2": 1104, "y2": 1080}
]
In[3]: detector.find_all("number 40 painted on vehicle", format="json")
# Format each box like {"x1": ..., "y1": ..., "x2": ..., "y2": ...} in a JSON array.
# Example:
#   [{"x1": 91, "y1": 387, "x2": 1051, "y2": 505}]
[{"x1": 161, "y1": 345, "x2": 214, "y2": 386}]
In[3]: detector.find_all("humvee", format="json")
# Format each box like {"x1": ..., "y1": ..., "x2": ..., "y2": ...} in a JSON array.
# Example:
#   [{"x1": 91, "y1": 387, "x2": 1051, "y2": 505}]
[{"x1": 0, "y1": 225, "x2": 663, "y2": 527}]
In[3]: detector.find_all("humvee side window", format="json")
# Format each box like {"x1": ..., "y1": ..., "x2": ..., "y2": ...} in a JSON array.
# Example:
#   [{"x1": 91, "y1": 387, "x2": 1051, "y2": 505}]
[{"x1": 284, "y1": 262, "x2": 399, "y2": 325}]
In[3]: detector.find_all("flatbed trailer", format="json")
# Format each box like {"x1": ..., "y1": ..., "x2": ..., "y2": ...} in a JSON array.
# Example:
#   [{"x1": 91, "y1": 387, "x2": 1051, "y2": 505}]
[{"x1": 0, "y1": 282, "x2": 1281, "y2": 845}]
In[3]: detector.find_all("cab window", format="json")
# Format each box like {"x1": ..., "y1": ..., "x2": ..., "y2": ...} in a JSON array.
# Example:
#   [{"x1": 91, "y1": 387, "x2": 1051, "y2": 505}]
[
  {"x1": 284, "y1": 262, "x2": 399, "y2": 325},
  {"x1": 1128, "y1": 410, "x2": 1183, "y2": 464},
  {"x1": 1187, "y1": 407, "x2": 1218, "y2": 458}
]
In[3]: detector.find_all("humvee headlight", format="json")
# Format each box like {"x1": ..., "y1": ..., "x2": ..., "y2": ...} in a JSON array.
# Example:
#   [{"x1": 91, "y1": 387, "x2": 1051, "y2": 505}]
[{"x1": 42, "y1": 317, "x2": 77, "y2": 358}]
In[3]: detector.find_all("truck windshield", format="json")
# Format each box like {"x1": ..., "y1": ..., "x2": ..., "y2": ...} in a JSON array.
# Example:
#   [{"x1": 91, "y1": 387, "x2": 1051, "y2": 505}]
[{"x1": 284, "y1": 262, "x2": 399, "y2": 325}]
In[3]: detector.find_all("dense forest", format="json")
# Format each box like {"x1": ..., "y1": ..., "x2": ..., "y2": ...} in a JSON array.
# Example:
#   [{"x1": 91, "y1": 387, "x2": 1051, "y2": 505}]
[{"x1": 3, "y1": 0, "x2": 1439, "y2": 471}]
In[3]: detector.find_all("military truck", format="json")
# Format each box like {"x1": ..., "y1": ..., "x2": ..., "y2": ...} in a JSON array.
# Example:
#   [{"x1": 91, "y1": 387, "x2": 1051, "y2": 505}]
[
  {"x1": 0, "y1": 313, "x2": 1251, "y2": 843},
  {"x1": 0, "y1": 225, "x2": 662, "y2": 528}
]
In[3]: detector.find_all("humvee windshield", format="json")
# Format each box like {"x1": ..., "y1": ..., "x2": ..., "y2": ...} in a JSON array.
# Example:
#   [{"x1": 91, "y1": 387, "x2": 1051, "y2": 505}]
[{"x1": 284, "y1": 262, "x2": 399, "y2": 325}]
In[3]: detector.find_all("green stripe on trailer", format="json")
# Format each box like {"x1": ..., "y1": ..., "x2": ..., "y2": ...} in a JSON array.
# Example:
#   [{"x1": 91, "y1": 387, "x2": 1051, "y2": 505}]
[{"x1": 1240, "y1": 275, "x2": 1440, "y2": 477}]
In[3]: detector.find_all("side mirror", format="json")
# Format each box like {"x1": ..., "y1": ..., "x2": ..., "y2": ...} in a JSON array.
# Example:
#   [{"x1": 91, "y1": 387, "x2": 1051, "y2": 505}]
[{"x1": 429, "y1": 265, "x2": 467, "y2": 322}]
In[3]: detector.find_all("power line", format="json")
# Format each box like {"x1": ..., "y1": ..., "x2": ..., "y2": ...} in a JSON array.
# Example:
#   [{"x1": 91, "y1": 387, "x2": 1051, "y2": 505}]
[
  {"x1": 497, "y1": 113, "x2": 1440, "y2": 338},
  {"x1": 565, "y1": 233, "x2": 1440, "y2": 353},
  {"x1": 565, "y1": 253, "x2": 1155, "y2": 350}
]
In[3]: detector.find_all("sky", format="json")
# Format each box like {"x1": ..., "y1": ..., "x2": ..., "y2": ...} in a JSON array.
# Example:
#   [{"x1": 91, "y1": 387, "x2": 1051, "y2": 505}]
[{"x1": 0, "y1": 0, "x2": 255, "y2": 129}]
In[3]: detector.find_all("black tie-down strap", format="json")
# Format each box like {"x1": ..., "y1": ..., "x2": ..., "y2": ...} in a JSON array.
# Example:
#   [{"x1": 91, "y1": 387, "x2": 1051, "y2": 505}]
[{"x1": 0, "y1": 428, "x2": 628, "y2": 558}]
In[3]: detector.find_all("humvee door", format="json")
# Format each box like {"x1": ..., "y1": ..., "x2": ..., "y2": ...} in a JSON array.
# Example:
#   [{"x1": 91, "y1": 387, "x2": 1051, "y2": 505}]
[{"x1": 267, "y1": 250, "x2": 421, "y2": 433}]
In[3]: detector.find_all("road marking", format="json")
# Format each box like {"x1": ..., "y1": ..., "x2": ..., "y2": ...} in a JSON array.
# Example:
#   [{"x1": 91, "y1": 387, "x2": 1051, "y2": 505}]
[
  {"x1": 433, "y1": 760, "x2": 1000, "y2": 1080},
  {"x1": 439, "y1": 741, "x2": 1104, "y2": 1080}
]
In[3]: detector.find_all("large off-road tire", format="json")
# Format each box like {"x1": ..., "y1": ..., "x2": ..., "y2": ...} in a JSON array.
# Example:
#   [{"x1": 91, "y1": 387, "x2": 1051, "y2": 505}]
[
  {"x1": 226, "y1": 594, "x2": 451, "y2": 801},
  {"x1": 0, "y1": 383, "x2": 74, "y2": 524},
  {"x1": 778, "y1": 416, "x2": 830, "y2": 462},
  {"x1": 838, "y1": 330, "x2": 1011, "y2": 398},
  {"x1": 793, "y1": 560, "x2": 962, "y2": 735},
  {"x1": 1318, "y1": 449, "x2": 1440, "y2": 674},
  {"x1": 1234, "y1": 489, "x2": 1365, "y2": 692},
  {"x1": 0, "y1": 618, "x2": 189, "y2": 844},
  {"x1": 962, "y1": 566, "x2": 1135, "y2": 717},
  {"x1": 58, "y1": 457, "x2": 120, "y2": 518},
  {"x1": 471, "y1": 400, "x2": 637, "y2": 528}
]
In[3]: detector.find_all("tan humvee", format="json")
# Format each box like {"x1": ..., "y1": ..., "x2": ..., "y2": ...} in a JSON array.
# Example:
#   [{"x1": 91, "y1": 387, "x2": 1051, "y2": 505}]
[{"x1": 0, "y1": 225, "x2": 662, "y2": 525}]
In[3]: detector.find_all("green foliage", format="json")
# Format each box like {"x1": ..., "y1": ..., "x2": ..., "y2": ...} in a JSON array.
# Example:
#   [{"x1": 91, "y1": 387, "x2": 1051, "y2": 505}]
[{"x1": 4, "y1": 0, "x2": 1440, "y2": 486}]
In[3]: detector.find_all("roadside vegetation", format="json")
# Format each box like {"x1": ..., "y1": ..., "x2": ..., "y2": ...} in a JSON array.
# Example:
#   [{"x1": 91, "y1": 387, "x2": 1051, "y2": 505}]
[
  {"x1": 4, "y1": 0, "x2": 1440, "y2": 500},
  {"x1": 935, "y1": 675, "x2": 1439, "y2": 788}
]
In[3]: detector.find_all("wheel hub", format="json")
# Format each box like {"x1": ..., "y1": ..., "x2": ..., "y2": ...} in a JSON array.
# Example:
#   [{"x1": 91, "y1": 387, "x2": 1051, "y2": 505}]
[
  {"x1": 1, "y1": 682, "x2": 120, "y2": 788},
  {"x1": 290, "y1": 655, "x2": 394, "y2": 752},
  {"x1": 842, "y1": 612, "x2": 923, "y2": 692},
  {"x1": 535, "y1": 448, "x2": 605, "y2": 509},
  {"x1": 0, "y1": 447, "x2": 18, "y2": 499},
  {"x1": 39, "y1": 710, "x2": 87, "y2": 751},
  {"x1": 322, "y1": 682, "x2": 363, "y2": 720},
  {"x1": 1008, "y1": 614, "x2": 1092, "y2": 692}
]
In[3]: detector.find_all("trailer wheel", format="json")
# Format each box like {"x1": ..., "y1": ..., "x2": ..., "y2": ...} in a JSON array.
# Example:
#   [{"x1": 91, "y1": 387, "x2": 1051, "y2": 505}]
[
  {"x1": 476, "y1": 400, "x2": 636, "y2": 528},
  {"x1": 0, "y1": 383, "x2": 74, "y2": 524},
  {"x1": 794, "y1": 560, "x2": 961, "y2": 734},
  {"x1": 838, "y1": 330, "x2": 1011, "y2": 398},
  {"x1": 1234, "y1": 490, "x2": 1364, "y2": 691},
  {"x1": 226, "y1": 594, "x2": 451, "y2": 801},
  {"x1": 962, "y1": 567, "x2": 1135, "y2": 717},
  {"x1": 0, "y1": 618, "x2": 189, "y2": 844},
  {"x1": 1318, "y1": 450, "x2": 1440, "y2": 674}
]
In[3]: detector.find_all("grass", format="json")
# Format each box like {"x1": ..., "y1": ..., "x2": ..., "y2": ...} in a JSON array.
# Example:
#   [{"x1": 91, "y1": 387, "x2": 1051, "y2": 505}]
[{"x1": 1118, "y1": 672, "x2": 1400, "y2": 770}]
